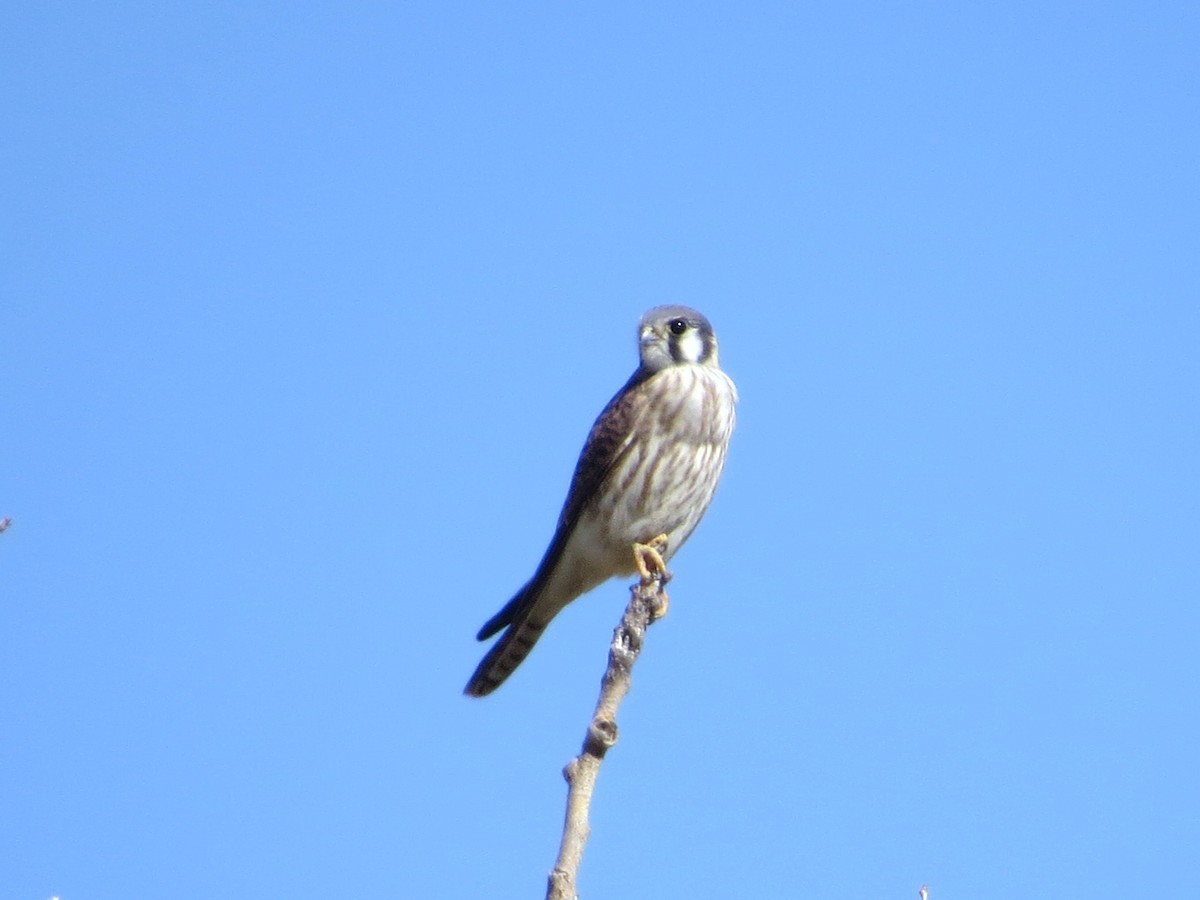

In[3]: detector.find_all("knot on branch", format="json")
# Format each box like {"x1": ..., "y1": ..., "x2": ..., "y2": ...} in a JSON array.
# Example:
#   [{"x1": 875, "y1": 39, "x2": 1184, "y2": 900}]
[
  {"x1": 547, "y1": 869, "x2": 575, "y2": 900},
  {"x1": 584, "y1": 716, "x2": 619, "y2": 756},
  {"x1": 611, "y1": 623, "x2": 644, "y2": 660}
]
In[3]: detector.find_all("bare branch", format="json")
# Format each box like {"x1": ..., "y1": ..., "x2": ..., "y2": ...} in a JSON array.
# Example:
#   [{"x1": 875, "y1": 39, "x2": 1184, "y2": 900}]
[{"x1": 546, "y1": 563, "x2": 669, "y2": 900}]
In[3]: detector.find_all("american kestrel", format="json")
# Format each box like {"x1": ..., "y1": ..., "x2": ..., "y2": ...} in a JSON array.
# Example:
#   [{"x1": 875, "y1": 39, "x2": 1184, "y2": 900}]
[{"x1": 465, "y1": 306, "x2": 737, "y2": 697}]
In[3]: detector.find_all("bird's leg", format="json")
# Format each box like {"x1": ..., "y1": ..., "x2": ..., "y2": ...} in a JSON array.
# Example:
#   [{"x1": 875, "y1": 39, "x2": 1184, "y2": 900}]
[
  {"x1": 632, "y1": 534, "x2": 672, "y2": 620},
  {"x1": 633, "y1": 533, "x2": 669, "y2": 581}
]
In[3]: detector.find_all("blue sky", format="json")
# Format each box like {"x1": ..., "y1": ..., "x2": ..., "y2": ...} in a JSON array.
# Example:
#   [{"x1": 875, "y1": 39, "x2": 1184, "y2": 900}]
[{"x1": 3, "y1": 2, "x2": 1198, "y2": 898}]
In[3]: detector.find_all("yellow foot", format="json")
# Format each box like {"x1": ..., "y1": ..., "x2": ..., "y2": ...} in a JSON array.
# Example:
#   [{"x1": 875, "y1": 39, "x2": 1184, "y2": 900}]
[
  {"x1": 632, "y1": 533, "x2": 670, "y2": 583},
  {"x1": 632, "y1": 535, "x2": 672, "y2": 621},
  {"x1": 649, "y1": 587, "x2": 670, "y2": 621}
]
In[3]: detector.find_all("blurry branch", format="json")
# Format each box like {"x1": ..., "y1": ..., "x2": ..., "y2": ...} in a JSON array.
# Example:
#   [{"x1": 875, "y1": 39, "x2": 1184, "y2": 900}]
[
  {"x1": 546, "y1": 559, "x2": 670, "y2": 900},
  {"x1": 0, "y1": 517, "x2": 11, "y2": 533}
]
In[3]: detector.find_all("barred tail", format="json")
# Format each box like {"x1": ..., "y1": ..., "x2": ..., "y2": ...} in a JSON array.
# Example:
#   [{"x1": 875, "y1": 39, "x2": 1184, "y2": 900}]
[{"x1": 464, "y1": 618, "x2": 547, "y2": 697}]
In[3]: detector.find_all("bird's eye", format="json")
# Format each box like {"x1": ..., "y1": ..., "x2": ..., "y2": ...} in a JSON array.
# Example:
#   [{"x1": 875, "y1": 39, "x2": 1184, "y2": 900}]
[{"x1": 669, "y1": 318, "x2": 688, "y2": 336}]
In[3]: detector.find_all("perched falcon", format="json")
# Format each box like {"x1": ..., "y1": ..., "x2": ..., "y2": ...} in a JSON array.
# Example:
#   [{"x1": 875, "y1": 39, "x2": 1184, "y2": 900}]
[{"x1": 465, "y1": 306, "x2": 737, "y2": 697}]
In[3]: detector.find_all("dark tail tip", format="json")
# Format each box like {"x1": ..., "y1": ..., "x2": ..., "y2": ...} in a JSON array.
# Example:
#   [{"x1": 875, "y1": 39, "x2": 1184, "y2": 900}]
[{"x1": 464, "y1": 623, "x2": 543, "y2": 697}]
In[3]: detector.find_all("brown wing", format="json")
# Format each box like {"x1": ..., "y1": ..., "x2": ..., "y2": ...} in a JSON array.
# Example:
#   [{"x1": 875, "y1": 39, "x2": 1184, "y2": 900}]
[{"x1": 475, "y1": 367, "x2": 651, "y2": 640}]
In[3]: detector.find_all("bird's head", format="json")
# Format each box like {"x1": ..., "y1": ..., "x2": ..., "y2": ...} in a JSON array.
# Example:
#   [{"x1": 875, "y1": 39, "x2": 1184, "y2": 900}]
[{"x1": 637, "y1": 306, "x2": 721, "y2": 373}]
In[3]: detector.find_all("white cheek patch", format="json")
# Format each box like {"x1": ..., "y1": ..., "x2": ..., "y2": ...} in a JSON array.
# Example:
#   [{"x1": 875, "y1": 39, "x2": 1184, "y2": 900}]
[{"x1": 678, "y1": 329, "x2": 705, "y2": 363}]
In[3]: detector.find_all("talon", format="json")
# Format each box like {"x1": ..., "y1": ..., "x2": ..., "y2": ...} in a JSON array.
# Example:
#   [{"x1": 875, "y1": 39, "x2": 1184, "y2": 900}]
[{"x1": 632, "y1": 533, "x2": 671, "y2": 584}]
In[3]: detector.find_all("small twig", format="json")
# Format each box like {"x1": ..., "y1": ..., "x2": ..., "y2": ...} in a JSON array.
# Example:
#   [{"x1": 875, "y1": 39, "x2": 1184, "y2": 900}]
[
  {"x1": 545, "y1": 570, "x2": 669, "y2": 900},
  {"x1": 0, "y1": 517, "x2": 11, "y2": 534}
]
